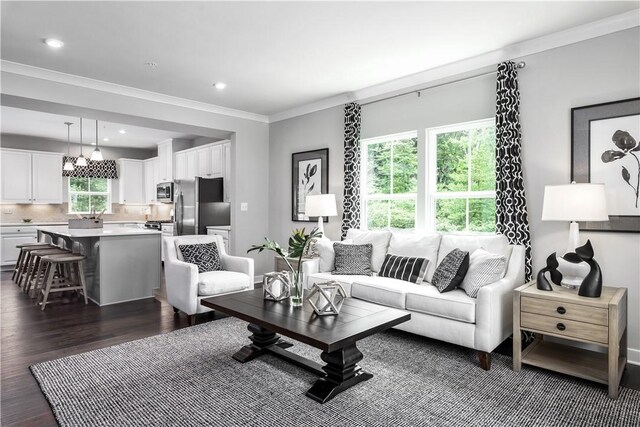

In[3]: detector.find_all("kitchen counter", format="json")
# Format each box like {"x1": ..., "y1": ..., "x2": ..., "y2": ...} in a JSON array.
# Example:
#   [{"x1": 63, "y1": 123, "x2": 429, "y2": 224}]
[
  {"x1": 205, "y1": 225, "x2": 231, "y2": 230},
  {"x1": 36, "y1": 225, "x2": 160, "y2": 237},
  {"x1": 1, "y1": 220, "x2": 146, "y2": 226}
]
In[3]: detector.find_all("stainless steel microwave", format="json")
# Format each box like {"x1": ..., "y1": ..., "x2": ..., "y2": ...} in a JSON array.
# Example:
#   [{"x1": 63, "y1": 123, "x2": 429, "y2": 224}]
[{"x1": 157, "y1": 182, "x2": 174, "y2": 203}]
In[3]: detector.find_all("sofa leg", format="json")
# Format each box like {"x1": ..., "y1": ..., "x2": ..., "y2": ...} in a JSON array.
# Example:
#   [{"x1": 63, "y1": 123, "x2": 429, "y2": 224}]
[
  {"x1": 187, "y1": 314, "x2": 196, "y2": 326},
  {"x1": 172, "y1": 306, "x2": 179, "y2": 314},
  {"x1": 478, "y1": 351, "x2": 491, "y2": 370}
]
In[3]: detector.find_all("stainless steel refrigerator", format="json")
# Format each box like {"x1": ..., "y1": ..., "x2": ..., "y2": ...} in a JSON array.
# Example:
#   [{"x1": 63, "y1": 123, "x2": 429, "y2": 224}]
[{"x1": 174, "y1": 177, "x2": 230, "y2": 235}]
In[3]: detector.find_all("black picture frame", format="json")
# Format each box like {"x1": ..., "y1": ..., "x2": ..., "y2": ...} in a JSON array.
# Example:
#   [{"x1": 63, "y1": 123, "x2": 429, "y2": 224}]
[
  {"x1": 571, "y1": 97, "x2": 640, "y2": 233},
  {"x1": 292, "y1": 148, "x2": 329, "y2": 222}
]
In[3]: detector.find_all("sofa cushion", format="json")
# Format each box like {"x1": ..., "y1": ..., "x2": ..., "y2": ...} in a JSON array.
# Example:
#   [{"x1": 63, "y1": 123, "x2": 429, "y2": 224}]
[
  {"x1": 436, "y1": 234, "x2": 511, "y2": 266},
  {"x1": 315, "y1": 239, "x2": 352, "y2": 272},
  {"x1": 351, "y1": 277, "x2": 418, "y2": 309},
  {"x1": 307, "y1": 272, "x2": 360, "y2": 296},
  {"x1": 178, "y1": 242, "x2": 222, "y2": 273},
  {"x1": 432, "y1": 248, "x2": 469, "y2": 293},
  {"x1": 379, "y1": 253, "x2": 429, "y2": 285},
  {"x1": 346, "y1": 229, "x2": 392, "y2": 273},
  {"x1": 460, "y1": 249, "x2": 507, "y2": 298},
  {"x1": 387, "y1": 232, "x2": 441, "y2": 282},
  {"x1": 333, "y1": 243, "x2": 373, "y2": 276},
  {"x1": 198, "y1": 271, "x2": 251, "y2": 296},
  {"x1": 406, "y1": 285, "x2": 476, "y2": 323}
]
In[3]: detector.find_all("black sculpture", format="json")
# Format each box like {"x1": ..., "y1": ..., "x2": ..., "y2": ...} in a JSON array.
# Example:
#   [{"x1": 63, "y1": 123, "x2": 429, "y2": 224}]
[
  {"x1": 562, "y1": 240, "x2": 602, "y2": 298},
  {"x1": 536, "y1": 252, "x2": 563, "y2": 291}
]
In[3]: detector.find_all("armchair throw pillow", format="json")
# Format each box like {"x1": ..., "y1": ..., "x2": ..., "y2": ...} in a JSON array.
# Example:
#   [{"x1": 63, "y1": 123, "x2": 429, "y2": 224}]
[{"x1": 178, "y1": 242, "x2": 223, "y2": 273}]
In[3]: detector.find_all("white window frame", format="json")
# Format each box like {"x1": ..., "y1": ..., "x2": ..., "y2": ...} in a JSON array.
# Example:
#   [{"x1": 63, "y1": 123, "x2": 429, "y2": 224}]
[
  {"x1": 426, "y1": 118, "x2": 496, "y2": 232},
  {"x1": 361, "y1": 131, "x2": 418, "y2": 230},
  {"x1": 68, "y1": 177, "x2": 113, "y2": 214}
]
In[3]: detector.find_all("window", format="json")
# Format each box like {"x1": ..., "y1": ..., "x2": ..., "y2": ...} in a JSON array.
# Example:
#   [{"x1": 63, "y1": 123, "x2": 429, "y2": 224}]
[
  {"x1": 428, "y1": 119, "x2": 496, "y2": 232},
  {"x1": 361, "y1": 132, "x2": 418, "y2": 230},
  {"x1": 68, "y1": 177, "x2": 112, "y2": 214}
]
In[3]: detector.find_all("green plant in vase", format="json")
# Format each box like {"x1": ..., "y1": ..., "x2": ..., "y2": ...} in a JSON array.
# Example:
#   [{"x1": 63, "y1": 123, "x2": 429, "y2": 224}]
[{"x1": 249, "y1": 227, "x2": 321, "y2": 307}]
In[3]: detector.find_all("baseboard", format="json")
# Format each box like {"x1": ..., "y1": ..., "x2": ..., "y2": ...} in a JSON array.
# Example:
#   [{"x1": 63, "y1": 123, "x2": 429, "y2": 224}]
[
  {"x1": 254, "y1": 275, "x2": 263, "y2": 285},
  {"x1": 627, "y1": 347, "x2": 640, "y2": 365}
]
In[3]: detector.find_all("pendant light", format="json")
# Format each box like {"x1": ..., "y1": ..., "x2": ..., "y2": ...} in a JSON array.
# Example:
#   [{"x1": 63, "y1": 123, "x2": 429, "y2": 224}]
[
  {"x1": 91, "y1": 119, "x2": 103, "y2": 161},
  {"x1": 63, "y1": 122, "x2": 75, "y2": 171},
  {"x1": 76, "y1": 117, "x2": 87, "y2": 167}
]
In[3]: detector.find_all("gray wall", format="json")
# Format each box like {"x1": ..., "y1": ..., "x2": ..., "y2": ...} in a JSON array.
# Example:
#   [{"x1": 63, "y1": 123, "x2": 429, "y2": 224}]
[{"x1": 269, "y1": 28, "x2": 640, "y2": 362}]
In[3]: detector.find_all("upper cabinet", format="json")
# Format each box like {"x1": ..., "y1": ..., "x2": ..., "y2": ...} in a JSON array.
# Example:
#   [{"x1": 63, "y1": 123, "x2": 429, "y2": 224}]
[
  {"x1": 118, "y1": 159, "x2": 145, "y2": 204},
  {"x1": 0, "y1": 149, "x2": 63, "y2": 204},
  {"x1": 143, "y1": 157, "x2": 159, "y2": 204},
  {"x1": 176, "y1": 141, "x2": 227, "y2": 181},
  {"x1": 157, "y1": 140, "x2": 172, "y2": 183}
]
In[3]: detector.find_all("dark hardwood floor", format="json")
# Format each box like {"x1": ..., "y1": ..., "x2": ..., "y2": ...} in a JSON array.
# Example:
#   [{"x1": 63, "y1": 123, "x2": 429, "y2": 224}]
[{"x1": 1, "y1": 270, "x2": 638, "y2": 426}]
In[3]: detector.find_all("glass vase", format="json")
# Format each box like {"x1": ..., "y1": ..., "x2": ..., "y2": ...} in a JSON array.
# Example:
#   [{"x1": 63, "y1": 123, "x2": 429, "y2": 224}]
[{"x1": 288, "y1": 271, "x2": 304, "y2": 307}]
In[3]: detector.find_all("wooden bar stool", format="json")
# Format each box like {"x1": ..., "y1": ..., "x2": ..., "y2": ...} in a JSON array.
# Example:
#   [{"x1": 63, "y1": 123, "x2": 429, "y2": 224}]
[
  {"x1": 37, "y1": 254, "x2": 88, "y2": 311},
  {"x1": 15, "y1": 244, "x2": 58, "y2": 287},
  {"x1": 13, "y1": 243, "x2": 54, "y2": 283},
  {"x1": 24, "y1": 248, "x2": 72, "y2": 296}
]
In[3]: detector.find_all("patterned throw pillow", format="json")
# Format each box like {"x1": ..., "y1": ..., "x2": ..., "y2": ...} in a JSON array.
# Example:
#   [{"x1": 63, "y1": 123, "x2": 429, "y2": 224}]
[
  {"x1": 379, "y1": 254, "x2": 429, "y2": 284},
  {"x1": 178, "y1": 242, "x2": 223, "y2": 273},
  {"x1": 459, "y1": 249, "x2": 507, "y2": 298},
  {"x1": 432, "y1": 249, "x2": 470, "y2": 293},
  {"x1": 332, "y1": 243, "x2": 373, "y2": 276}
]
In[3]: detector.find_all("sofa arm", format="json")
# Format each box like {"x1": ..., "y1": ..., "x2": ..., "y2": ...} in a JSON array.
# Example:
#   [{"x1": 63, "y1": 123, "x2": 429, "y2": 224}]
[
  {"x1": 474, "y1": 245, "x2": 525, "y2": 353},
  {"x1": 165, "y1": 259, "x2": 199, "y2": 315},
  {"x1": 302, "y1": 258, "x2": 320, "y2": 288},
  {"x1": 221, "y1": 254, "x2": 255, "y2": 287}
]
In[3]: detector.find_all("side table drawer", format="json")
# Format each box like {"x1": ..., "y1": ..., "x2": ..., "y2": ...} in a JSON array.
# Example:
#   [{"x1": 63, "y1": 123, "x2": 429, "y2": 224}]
[
  {"x1": 521, "y1": 296, "x2": 608, "y2": 326},
  {"x1": 521, "y1": 312, "x2": 608, "y2": 344}
]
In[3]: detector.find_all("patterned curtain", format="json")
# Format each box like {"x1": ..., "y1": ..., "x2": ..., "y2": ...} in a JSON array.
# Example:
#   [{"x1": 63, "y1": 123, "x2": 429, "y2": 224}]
[
  {"x1": 495, "y1": 62, "x2": 532, "y2": 281},
  {"x1": 341, "y1": 103, "x2": 362, "y2": 239},
  {"x1": 62, "y1": 156, "x2": 118, "y2": 179}
]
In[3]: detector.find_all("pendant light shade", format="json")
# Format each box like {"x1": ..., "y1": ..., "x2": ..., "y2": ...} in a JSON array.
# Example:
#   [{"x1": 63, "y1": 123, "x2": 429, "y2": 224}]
[
  {"x1": 63, "y1": 121, "x2": 75, "y2": 171},
  {"x1": 76, "y1": 117, "x2": 87, "y2": 166},
  {"x1": 91, "y1": 119, "x2": 103, "y2": 161}
]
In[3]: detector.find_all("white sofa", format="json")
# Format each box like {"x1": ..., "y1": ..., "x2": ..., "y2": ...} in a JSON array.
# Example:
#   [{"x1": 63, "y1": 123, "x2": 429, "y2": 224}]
[
  {"x1": 303, "y1": 229, "x2": 525, "y2": 369},
  {"x1": 164, "y1": 235, "x2": 254, "y2": 325}
]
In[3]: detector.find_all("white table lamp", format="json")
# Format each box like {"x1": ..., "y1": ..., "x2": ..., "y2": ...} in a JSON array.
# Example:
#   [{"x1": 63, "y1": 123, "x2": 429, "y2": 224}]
[
  {"x1": 541, "y1": 182, "x2": 608, "y2": 287},
  {"x1": 305, "y1": 194, "x2": 337, "y2": 239}
]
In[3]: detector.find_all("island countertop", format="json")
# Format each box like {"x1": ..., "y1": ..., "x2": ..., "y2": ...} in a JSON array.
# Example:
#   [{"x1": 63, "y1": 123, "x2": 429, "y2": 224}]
[{"x1": 36, "y1": 225, "x2": 161, "y2": 238}]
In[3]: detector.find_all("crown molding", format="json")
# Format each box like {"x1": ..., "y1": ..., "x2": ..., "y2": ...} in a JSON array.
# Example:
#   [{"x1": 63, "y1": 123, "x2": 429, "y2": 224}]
[
  {"x1": 269, "y1": 9, "x2": 640, "y2": 123},
  {"x1": 0, "y1": 60, "x2": 270, "y2": 123}
]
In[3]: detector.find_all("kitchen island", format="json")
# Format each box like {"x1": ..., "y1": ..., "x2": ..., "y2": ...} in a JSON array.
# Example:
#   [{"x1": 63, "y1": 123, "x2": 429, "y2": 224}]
[{"x1": 36, "y1": 225, "x2": 162, "y2": 306}]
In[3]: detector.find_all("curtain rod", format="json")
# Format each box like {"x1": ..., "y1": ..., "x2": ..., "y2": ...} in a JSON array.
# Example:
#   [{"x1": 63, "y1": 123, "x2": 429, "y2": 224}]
[{"x1": 360, "y1": 61, "x2": 526, "y2": 107}]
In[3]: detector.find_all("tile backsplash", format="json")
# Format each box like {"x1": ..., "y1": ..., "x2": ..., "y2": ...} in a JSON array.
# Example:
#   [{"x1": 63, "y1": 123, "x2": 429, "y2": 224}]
[{"x1": 0, "y1": 203, "x2": 172, "y2": 223}]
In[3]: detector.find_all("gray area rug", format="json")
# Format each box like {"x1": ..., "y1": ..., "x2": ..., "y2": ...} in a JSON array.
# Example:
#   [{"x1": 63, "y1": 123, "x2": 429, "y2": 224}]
[{"x1": 31, "y1": 317, "x2": 639, "y2": 427}]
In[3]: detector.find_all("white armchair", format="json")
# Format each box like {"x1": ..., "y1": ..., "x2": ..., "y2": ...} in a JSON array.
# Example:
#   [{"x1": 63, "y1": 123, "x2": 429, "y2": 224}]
[{"x1": 163, "y1": 235, "x2": 254, "y2": 325}]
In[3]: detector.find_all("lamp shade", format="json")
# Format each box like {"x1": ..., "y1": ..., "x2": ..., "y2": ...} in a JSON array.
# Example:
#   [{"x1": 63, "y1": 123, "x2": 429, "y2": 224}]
[
  {"x1": 541, "y1": 183, "x2": 609, "y2": 222},
  {"x1": 305, "y1": 194, "x2": 337, "y2": 217}
]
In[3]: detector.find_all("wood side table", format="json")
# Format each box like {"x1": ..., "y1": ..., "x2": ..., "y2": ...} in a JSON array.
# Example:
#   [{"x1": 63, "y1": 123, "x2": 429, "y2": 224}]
[{"x1": 513, "y1": 282, "x2": 627, "y2": 399}]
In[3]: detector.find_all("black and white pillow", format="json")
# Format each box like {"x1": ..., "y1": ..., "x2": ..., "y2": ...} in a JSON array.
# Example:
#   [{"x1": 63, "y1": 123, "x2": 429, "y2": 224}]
[
  {"x1": 432, "y1": 248, "x2": 469, "y2": 293},
  {"x1": 179, "y1": 242, "x2": 223, "y2": 273},
  {"x1": 460, "y1": 249, "x2": 507, "y2": 298},
  {"x1": 332, "y1": 243, "x2": 373, "y2": 276},
  {"x1": 379, "y1": 254, "x2": 429, "y2": 284}
]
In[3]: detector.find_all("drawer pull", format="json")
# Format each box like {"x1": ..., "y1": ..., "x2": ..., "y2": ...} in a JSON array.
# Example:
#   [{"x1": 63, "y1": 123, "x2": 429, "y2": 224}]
[
  {"x1": 556, "y1": 323, "x2": 566, "y2": 331},
  {"x1": 557, "y1": 306, "x2": 566, "y2": 315}
]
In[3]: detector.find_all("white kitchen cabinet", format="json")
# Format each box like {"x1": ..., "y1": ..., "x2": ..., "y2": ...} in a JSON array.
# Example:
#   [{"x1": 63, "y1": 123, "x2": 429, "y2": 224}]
[
  {"x1": 210, "y1": 145, "x2": 223, "y2": 177},
  {"x1": 118, "y1": 159, "x2": 145, "y2": 204},
  {"x1": 144, "y1": 157, "x2": 159, "y2": 204},
  {"x1": 32, "y1": 152, "x2": 64, "y2": 204},
  {"x1": 195, "y1": 146, "x2": 211, "y2": 177},
  {"x1": 222, "y1": 142, "x2": 231, "y2": 202},
  {"x1": 1, "y1": 226, "x2": 38, "y2": 266},
  {"x1": 157, "y1": 140, "x2": 173, "y2": 183},
  {"x1": 0, "y1": 149, "x2": 63, "y2": 204},
  {"x1": 174, "y1": 151, "x2": 187, "y2": 180},
  {"x1": 186, "y1": 150, "x2": 197, "y2": 179}
]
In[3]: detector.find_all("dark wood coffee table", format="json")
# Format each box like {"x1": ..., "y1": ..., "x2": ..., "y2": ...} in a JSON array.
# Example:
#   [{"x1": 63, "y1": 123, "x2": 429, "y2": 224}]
[{"x1": 201, "y1": 289, "x2": 410, "y2": 403}]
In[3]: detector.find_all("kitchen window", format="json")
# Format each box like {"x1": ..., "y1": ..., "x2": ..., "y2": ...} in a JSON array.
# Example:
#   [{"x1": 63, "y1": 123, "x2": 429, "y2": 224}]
[
  {"x1": 68, "y1": 177, "x2": 112, "y2": 214},
  {"x1": 361, "y1": 132, "x2": 418, "y2": 230},
  {"x1": 427, "y1": 119, "x2": 496, "y2": 232}
]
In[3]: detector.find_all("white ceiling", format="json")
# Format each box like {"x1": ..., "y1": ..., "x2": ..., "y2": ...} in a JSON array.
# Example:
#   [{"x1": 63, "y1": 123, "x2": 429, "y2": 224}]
[
  {"x1": 1, "y1": 2, "x2": 638, "y2": 117},
  {"x1": 0, "y1": 106, "x2": 199, "y2": 149}
]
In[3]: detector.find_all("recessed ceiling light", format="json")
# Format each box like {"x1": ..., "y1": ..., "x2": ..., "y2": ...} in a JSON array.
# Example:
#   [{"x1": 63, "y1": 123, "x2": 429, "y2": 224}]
[
  {"x1": 214, "y1": 82, "x2": 227, "y2": 90},
  {"x1": 44, "y1": 38, "x2": 64, "y2": 48},
  {"x1": 103, "y1": 137, "x2": 110, "y2": 142},
  {"x1": 118, "y1": 129, "x2": 126, "y2": 134}
]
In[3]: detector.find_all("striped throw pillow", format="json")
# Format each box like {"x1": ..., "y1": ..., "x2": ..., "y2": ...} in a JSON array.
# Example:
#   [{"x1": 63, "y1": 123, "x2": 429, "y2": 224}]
[
  {"x1": 459, "y1": 249, "x2": 507, "y2": 298},
  {"x1": 378, "y1": 254, "x2": 429, "y2": 284}
]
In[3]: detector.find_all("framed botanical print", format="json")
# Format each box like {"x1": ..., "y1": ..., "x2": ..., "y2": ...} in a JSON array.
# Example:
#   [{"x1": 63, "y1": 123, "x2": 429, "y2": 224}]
[
  {"x1": 292, "y1": 148, "x2": 329, "y2": 222},
  {"x1": 572, "y1": 97, "x2": 640, "y2": 232}
]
